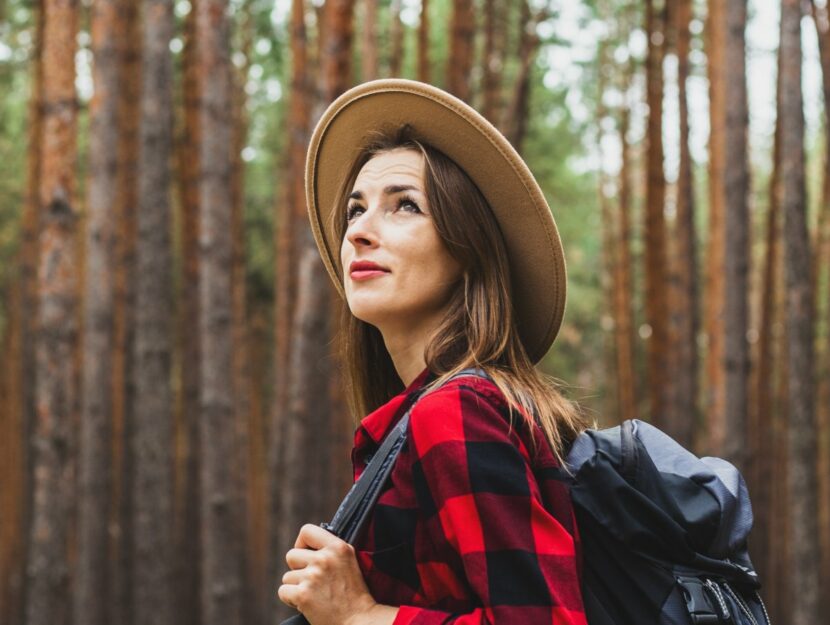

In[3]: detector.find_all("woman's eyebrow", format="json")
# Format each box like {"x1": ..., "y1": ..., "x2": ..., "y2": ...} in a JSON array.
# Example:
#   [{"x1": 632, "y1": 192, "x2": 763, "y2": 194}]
[{"x1": 349, "y1": 184, "x2": 421, "y2": 200}]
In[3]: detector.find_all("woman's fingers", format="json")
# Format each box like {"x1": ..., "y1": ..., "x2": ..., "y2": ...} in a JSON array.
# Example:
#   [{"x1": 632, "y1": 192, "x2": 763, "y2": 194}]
[
  {"x1": 294, "y1": 523, "x2": 338, "y2": 549},
  {"x1": 285, "y1": 547, "x2": 315, "y2": 569}
]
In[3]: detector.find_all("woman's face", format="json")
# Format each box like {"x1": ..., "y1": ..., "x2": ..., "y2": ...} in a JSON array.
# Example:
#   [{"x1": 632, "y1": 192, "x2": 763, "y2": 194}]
[{"x1": 340, "y1": 148, "x2": 463, "y2": 334}]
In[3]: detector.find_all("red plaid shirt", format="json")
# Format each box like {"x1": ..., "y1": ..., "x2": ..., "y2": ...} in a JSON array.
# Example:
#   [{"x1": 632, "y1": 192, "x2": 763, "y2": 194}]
[{"x1": 351, "y1": 367, "x2": 587, "y2": 625}]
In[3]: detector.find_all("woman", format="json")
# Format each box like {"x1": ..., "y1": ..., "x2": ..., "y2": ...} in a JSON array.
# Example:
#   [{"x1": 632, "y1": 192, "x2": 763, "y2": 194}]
[{"x1": 278, "y1": 79, "x2": 591, "y2": 625}]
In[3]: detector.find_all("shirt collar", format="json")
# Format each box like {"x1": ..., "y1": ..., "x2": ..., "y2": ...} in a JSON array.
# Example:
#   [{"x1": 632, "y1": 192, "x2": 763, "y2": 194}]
[{"x1": 356, "y1": 366, "x2": 436, "y2": 447}]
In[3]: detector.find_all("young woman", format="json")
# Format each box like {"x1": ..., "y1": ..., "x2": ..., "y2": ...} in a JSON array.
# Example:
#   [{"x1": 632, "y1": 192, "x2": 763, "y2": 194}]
[{"x1": 278, "y1": 79, "x2": 591, "y2": 625}]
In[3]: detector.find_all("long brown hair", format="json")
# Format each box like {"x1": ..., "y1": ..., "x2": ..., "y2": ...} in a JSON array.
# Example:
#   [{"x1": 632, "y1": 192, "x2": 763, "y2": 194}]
[{"x1": 328, "y1": 125, "x2": 592, "y2": 465}]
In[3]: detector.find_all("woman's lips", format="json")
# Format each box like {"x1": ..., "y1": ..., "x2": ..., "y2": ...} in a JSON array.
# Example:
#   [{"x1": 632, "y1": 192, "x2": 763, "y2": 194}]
[{"x1": 350, "y1": 270, "x2": 389, "y2": 281}]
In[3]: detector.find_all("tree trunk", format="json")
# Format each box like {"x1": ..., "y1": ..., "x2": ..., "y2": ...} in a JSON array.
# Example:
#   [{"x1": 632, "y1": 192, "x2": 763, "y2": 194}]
[
  {"x1": 643, "y1": 0, "x2": 669, "y2": 426},
  {"x1": 197, "y1": 1, "x2": 241, "y2": 623},
  {"x1": 447, "y1": 0, "x2": 475, "y2": 102},
  {"x1": 25, "y1": 1, "x2": 80, "y2": 624},
  {"x1": 780, "y1": 1, "x2": 820, "y2": 623},
  {"x1": 417, "y1": 0, "x2": 430, "y2": 83},
  {"x1": 2, "y1": 3, "x2": 43, "y2": 624},
  {"x1": 614, "y1": 55, "x2": 637, "y2": 426},
  {"x1": 76, "y1": 2, "x2": 120, "y2": 623},
  {"x1": 388, "y1": 0, "x2": 403, "y2": 77},
  {"x1": 480, "y1": 0, "x2": 506, "y2": 127},
  {"x1": 110, "y1": 3, "x2": 141, "y2": 623},
  {"x1": 360, "y1": 0, "x2": 378, "y2": 81},
  {"x1": 270, "y1": 2, "x2": 311, "y2": 621},
  {"x1": 132, "y1": 2, "x2": 176, "y2": 625},
  {"x1": 749, "y1": 28, "x2": 784, "y2": 603},
  {"x1": 721, "y1": 0, "x2": 751, "y2": 471},
  {"x1": 664, "y1": 0, "x2": 698, "y2": 449},
  {"x1": 174, "y1": 1, "x2": 202, "y2": 623},
  {"x1": 808, "y1": 2, "x2": 830, "y2": 605},
  {"x1": 705, "y1": 0, "x2": 726, "y2": 454}
]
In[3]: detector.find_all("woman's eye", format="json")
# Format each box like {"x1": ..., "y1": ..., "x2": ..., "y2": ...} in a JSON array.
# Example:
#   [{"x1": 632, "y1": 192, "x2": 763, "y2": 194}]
[
  {"x1": 345, "y1": 204, "x2": 363, "y2": 221},
  {"x1": 398, "y1": 197, "x2": 422, "y2": 213}
]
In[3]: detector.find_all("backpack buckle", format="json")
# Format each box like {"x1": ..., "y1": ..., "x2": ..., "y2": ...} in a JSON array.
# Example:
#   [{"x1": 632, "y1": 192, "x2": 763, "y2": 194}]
[{"x1": 677, "y1": 577, "x2": 732, "y2": 624}]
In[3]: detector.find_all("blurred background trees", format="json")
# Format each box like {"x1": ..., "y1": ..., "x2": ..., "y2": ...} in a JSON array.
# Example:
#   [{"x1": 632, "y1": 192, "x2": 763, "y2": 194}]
[{"x1": 0, "y1": 1, "x2": 828, "y2": 624}]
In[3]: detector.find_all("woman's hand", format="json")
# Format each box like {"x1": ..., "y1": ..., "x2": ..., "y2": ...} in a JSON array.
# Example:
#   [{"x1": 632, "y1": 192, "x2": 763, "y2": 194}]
[{"x1": 278, "y1": 524, "x2": 394, "y2": 625}]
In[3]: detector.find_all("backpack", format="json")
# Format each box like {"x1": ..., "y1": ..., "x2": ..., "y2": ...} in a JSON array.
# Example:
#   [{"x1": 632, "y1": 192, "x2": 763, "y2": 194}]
[{"x1": 551, "y1": 418, "x2": 771, "y2": 625}]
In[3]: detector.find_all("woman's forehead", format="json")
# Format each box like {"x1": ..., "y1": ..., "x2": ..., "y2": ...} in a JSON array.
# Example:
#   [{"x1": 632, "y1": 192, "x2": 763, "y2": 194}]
[{"x1": 353, "y1": 149, "x2": 425, "y2": 193}]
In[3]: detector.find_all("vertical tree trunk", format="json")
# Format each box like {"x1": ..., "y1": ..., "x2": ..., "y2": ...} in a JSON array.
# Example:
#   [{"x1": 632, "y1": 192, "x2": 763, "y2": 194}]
[
  {"x1": 480, "y1": 0, "x2": 506, "y2": 126},
  {"x1": 417, "y1": 0, "x2": 430, "y2": 83},
  {"x1": 705, "y1": 0, "x2": 726, "y2": 454},
  {"x1": 133, "y1": 0, "x2": 176, "y2": 624},
  {"x1": 614, "y1": 55, "x2": 637, "y2": 425},
  {"x1": 197, "y1": 1, "x2": 240, "y2": 623},
  {"x1": 780, "y1": 1, "x2": 820, "y2": 623},
  {"x1": 360, "y1": 0, "x2": 378, "y2": 81},
  {"x1": 388, "y1": 0, "x2": 403, "y2": 77},
  {"x1": 750, "y1": 30, "x2": 784, "y2": 602},
  {"x1": 664, "y1": 0, "x2": 698, "y2": 449},
  {"x1": 110, "y1": 3, "x2": 141, "y2": 623},
  {"x1": 76, "y1": 2, "x2": 120, "y2": 624},
  {"x1": 643, "y1": 0, "x2": 669, "y2": 426},
  {"x1": 721, "y1": 0, "x2": 751, "y2": 470},
  {"x1": 2, "y1": 4, "x2": 44, "y2": 624},
  {"x1": 808, "y1": 2, "x2": 830, "y2": 604},
  {"x1": 25, "y1": 1, "x2": 79, "y2": 624},
  {"x1": 230, "y1": 5, "x2": 254, "y2": 623},
  {"x1": 447, "y1": 0, "x2": 475, "y2": 102},
  {"x1": 270, "y1": 2, "x2": 311, "y2": 621},
  {"x1": 175, "y1": 1, "x2": 202, "y2": 623}
]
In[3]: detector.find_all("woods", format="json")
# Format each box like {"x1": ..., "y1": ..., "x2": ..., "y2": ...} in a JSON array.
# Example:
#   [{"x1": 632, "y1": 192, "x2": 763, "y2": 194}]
[{"x1": 0, "y1": 1, "x2": 829, "y2": 624}]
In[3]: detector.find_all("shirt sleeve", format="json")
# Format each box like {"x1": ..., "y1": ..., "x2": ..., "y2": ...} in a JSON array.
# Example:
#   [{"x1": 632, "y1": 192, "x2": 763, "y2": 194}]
[{"x1": 391, "y1": 384, "x2": 587, "y2": 625}]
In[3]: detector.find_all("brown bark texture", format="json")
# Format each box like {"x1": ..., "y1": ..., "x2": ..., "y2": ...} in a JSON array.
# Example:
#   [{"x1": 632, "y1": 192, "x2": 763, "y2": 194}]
[
  {"x1": 388, "y1": 0, "x2": 404, "y2": 77},
  {"x1": 780, "y1": 1, "x2": 820, "y2": 623},
  {"x1": 663, "y1": 0, "x2": 698, "y2": 449},
  {"x1": 417, "y1": 0, "x2": 430, "y2": 83},
  {"x1": 197, "y1": 1, "x2": 241, "y2": 624},
  {"x1": 270, "y1": 1, "x2": 311, "y2": 621},
  {"x1": 110, "y1": 3, "x2": 141, "y2": 624},
  {"x1": 132, "y1": 2, "x2": 176, "y2": 625},
  {"x1": 643, "y1": 0, "x2": 669, "y2": 427},
  {"x1": 174, "y1": 1, "x2": 202, "y2": 624},
  {"x1": 705, "y1": 0, "x2": 726, "y2": 454},
  {"x1": 360, "y1": 0, "x2": 378, "y2": 81},
  {"x1": 76, "y1": 1, "x2": 120, "y2": 624},
  {"x1": 26, "y1": 1, "x2": 80, "y2": 624},
  {"x1": 447, "y1": 0, "x2": 475, "y2": 102},
  {"x1": 721, "y1": 0, "x2": 750, "y2": 471}
]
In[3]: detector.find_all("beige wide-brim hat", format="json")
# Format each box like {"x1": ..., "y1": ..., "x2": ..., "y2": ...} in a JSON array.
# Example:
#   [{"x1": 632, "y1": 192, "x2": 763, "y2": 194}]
[{"x1": 305, "y1": 78, "x2": 567, "y2": 364}]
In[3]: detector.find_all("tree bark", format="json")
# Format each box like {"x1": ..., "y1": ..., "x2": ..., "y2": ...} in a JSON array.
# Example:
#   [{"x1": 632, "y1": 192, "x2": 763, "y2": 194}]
[
  {"x1": 664, "y1": 0, "x2": 698, "y2": 449},
  {"x1": 270, "y1": 2, "x2": 311, "y2": 621},
  {"x1": 780, "y1": 1, "x2": 820, "y2": 623},
  {"x1": 808, "y1": 3, "x2": 830, "y2": 605},
  {"x1": 174, "y1": 1, "x2": 202, "y2": 623},
  {"x1": 721, "y1": 0, "x2": 751, "y2": 471},
  {"x1": 360, "y1": 0, "x2": 378, "y2": 81},
  {"x1": 76, "y1": 2, "x2": 120, "y2": 623},
  {"x1": 388, "y1": 0, "x2": 403, "y2": 77},
  {"x1": 643, "y1": 0, "x2": 669, "y2": 427},
  {"x1": 480, "y1": 0, "x2": 507, "y2": 127},
  {"x1": 132, "y1": 2, "x2": 176, "y2": 625},
  {"x1": 447, "y1": 0, "x2": 475, "y2": 102},
  {"x1": 705, "y1": 0, "x2": 727, "y2": 454},
  {"x1": 417, "y1": 0, "x2": 430, "y2": 83},
  {"x1": 25, "y1": 1, "x2": 80, "y2": 624},
  {"x1": 197, "y1": 1, "x2": 241, "y2": 623}
]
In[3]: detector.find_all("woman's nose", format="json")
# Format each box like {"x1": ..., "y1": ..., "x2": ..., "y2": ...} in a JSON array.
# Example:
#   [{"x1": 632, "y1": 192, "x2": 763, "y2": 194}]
[{"x1": 345, "y1": 207, "x2": 380, "y2": 248}]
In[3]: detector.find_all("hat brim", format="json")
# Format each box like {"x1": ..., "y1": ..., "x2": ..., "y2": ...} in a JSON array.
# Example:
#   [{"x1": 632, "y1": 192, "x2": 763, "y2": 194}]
[{"x1": 305, "y1": 79, "x2": 567, "y2": 364}]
